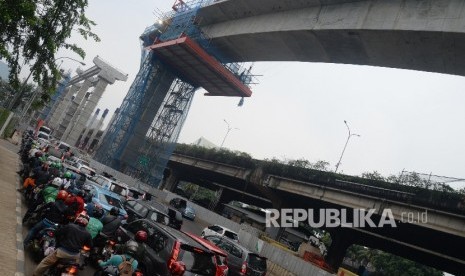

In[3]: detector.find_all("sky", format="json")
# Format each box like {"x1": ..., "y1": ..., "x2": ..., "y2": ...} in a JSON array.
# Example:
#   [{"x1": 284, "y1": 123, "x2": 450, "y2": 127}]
[{"x1": 55, "y1": 0, "x2": 465, "y2": 190}]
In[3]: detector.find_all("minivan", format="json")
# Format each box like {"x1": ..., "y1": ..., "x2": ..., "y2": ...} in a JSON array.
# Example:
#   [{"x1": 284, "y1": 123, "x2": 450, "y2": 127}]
[
  {"x1": 118, "y1": 219, "x2": 219, "y2": 276},
  {"x1": 203, "y1": 235, "x2": 267, "y2": 276}
]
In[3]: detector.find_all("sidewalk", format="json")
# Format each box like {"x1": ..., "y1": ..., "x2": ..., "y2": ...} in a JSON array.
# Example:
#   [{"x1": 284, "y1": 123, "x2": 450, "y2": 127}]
[{"x1": 0, "y1": 138, "x2": 24, "y2": 275}]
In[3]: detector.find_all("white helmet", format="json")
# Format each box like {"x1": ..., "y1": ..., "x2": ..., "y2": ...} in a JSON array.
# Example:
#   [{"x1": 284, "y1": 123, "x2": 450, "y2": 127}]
[{"x1": 52, "y1": 177, "x2": 64, "y2": 187}]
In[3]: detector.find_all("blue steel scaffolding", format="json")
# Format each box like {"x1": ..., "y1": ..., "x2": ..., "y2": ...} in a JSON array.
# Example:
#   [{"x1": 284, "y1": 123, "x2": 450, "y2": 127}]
[{"x1": 95, "y1": 0, "x2": 254, "y2": 187}]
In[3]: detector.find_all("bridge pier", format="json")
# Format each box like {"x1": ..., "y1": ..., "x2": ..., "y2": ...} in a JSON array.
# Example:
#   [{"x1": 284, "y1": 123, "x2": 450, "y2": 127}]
[
  {"x1": 161, "y1": 168, "x2": 180, "y2": 192},
  {"x1": 325, "y1": 229, "x2": 356, "y2": 271}
]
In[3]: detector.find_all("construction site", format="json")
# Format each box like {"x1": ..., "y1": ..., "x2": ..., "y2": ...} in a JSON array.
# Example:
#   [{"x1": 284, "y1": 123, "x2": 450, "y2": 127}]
[{"x1": 35, "y1": 0, "x2": 255, "y2": 187}]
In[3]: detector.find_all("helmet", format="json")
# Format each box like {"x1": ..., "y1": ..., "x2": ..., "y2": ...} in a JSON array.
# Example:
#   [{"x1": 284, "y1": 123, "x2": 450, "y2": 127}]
[
  {"x1": 77, "y1": 190, "x2": 86, "y2": 198},
  {"x1": 124, "y1": 240, "x2": 139, "y2": 256},
  {"x1": 74, "y1": 212, "x2": 89, "y2": 226},
  {"x1": 63, "y1": 172, "x2": 73, "y2": 179},
  {"x1": 56, "y1": 190, "x2": 69, "y2": 201},
  {"x1": 135, "y1": 230, "x2": 148, "y2": 243},
  {"x1": 92, "y1": 205, "x2": 104, "y2": 219},
  {"x1": 52, "y1": 177, "x2": 63, "y2": 187},
  {"x1": 110, "y1": 207, "x2": 119, "y2": 216}
]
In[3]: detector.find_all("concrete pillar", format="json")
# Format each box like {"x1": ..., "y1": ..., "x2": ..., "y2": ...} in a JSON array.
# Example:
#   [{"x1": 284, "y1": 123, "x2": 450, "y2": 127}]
[
  {"x1": 93, "y1": 108, "x2": 118, "y2": 152},
  {"x1": 58, "y1": 77, "x2": 95, "y2": 140},
  {"x1": 325, "y1": 229, "x2": 355, "y2": 271},
  {"x1": 78, "y1": 108, "x2": 100, "y2": 147},
  {"x1": 64, "y1": 56, "x2": 127, "y2": 146},
  {"x1": 208, "y1": 186, "x2": 224, "y2": 210},
  {"x1": 86, "y1": 108, "x2": 108, "y2": 150},
  {"x1": 65, "y1": 78, "x2": 108, "y2": 146},
  {"x1": 48, "y1": 83, "x2": 80, "y2": 131},
  {"x1": 162, "y1": 168, "x2": 180, "y2": 192}
]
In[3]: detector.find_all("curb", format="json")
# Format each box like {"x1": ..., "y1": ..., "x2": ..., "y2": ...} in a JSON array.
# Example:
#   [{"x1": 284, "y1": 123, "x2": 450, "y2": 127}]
[{"x1": 15, "y1": 174, "x2": 25, "y2": 276}]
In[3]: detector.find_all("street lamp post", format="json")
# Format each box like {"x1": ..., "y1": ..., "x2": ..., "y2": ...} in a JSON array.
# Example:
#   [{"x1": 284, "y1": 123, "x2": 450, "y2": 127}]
[
  {"x1": 220, "y1": 119, "x2": 239, "y2": 148},
  {"x1": 334, "y1": 120, "x2": 360, "y2": 173},
  {"x1": 17, "y1": 57, "x2": 85, "y2": 121}
]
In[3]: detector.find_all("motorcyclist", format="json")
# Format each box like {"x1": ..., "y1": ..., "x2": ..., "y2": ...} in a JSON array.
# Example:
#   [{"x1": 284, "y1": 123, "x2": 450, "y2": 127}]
[
  {"x1": 96, "y1": 240, "x2": 139, "y2": 275},
  {"x1": 23, "y1": 190, "x2": 70, "y2": 247},
  {"x1": 100, "y1": 207, "x2": 123, "y2": 237},
  {"x1": 65, "y1": 190, "x2": 85, "y2": 218},
  {"x1": 94, "y1": 207, "x2": 123, "y2": 250},
  {"x1": 33, "y1": 213, "x2": 93, "y2": 276},
  {"x1": 86, "y1": 206, "x2": 104, "y2": 239}
]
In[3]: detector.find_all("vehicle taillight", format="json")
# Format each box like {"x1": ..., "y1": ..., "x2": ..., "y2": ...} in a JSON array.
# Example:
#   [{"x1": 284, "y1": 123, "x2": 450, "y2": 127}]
[
  {"x1": 66, "y1": 265, "x2": 78, "y2": 274},
  {"x1": 168, "y1": 241, "x2": 181, "y2": 268},
  {"x1": 47, "y1": 231, "x2": 54, "y2": 237},
  {"x1": 241, "y1": 262, "x2": 247, "y2": 274}
]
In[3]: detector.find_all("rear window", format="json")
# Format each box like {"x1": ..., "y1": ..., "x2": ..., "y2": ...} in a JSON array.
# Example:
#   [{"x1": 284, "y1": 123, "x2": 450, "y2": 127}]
[
  {"x1": 148, "y1": 211, "x2": 170, "y2": 225},
  {"x1": 179, "y1": 248, "x2": 216, "y2": 275},
  {"x1": 132, "y1": 202, "x2": 149, "y2": 217},
  {"x1": 110, "y1": 183, "x2": 128, "y2": 196},
  {"x1": 39, "y1": 127, "x2": 51, "y2": 134},
  {"x1": 99, "y1": 194, "x2": 123, "y2": 209},
  {"x1": 80, "y1": 167, "x2": 95, "y2": 177},
  {"x1": 38, "y1": 132, "x2": 49, "y2": 140},
  {"x1": 224, "y1": 231, "x2": 238, "y2": 241},
  {"x1": 247, "y1": 254, "x2": 267, "y2": 271}
]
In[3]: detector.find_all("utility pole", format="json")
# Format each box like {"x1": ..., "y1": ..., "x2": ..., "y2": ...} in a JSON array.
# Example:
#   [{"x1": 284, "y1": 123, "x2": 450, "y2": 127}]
[{"x1": 334, "y1": 120, "x2": 360, "y2": 173}]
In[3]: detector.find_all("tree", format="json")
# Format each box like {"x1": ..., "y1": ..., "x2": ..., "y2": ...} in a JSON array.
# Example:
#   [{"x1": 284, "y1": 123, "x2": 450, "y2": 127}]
[{"x1": 0, "y1": 0, "x2": 99, "y2": 109}]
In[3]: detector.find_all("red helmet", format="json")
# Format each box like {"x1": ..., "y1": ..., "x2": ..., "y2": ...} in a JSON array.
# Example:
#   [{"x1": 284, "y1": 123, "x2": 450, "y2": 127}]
[
  {"x1": 56, "y1": 190, "x2": 69, "y2": 201},
  {"x1": 135, "y1": 230, "x2": 147, "y2": 242}
]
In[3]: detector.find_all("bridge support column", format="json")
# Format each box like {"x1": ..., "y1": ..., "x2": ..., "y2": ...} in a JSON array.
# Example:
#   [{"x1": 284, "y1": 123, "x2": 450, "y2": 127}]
[
  {"x1": 209, "y1": 186, "x2": 224, "y2": 211},
  {"x1": 325, "y1": 229, "x2": 355, "y2": 271},
  {"x1": 161, "y1": 168, "x2": 180, "y2": 192}
]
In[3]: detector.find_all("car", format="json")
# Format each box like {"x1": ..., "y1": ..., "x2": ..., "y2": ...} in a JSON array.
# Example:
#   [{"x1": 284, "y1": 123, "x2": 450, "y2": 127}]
[
  {"x1": 170, "y1": 197, "x2": 187, "y2": 211},
  {"x1": 124, "y1": 199, "x2": 183, "y2": 230},
  {"x1": 123, "y1": 199, "x2": 170, "y2": 226},
  {"x1": 127, "y1": 186, "x2": 146, "y2": 200},
  {"x1": 201, "y1": 225, "x2": 239, "y2": 243},
  {"x1": 86, "y1": 184, "x2": 127, "y2": 217},
  {"x1": 185, "y1": 233, "x2": 229, "y2": 276},
  {"x1": 85, "y1": 174, "x2": 128, "y2": 198},
  {"x1": 117, "y1": 219, "x2": 219, "y2": 276},
  {"x1": 183, "y1": 206, "x2": 196, "y2": 221},
  {"x1": 203, "y1": 235, "x2": 268, "y2": 276}
]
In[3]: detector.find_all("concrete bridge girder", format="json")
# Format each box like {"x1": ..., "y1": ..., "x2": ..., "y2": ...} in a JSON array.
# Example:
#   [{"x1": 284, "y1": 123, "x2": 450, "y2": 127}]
[
  {"x1": 266, "y1": 175, "x2": 465, "y2": 238},
  {"x1": 168, "y1": 155, "x2": 283, "y2": 208},
  {"x1": 200, "y1": 0, "x2": 465, "y2": 76}
]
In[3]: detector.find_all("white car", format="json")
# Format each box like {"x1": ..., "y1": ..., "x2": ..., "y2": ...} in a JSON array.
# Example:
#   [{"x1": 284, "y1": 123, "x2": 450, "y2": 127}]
[{"x1": 201, "y1": 225, "x2": 239, "y2": 243}]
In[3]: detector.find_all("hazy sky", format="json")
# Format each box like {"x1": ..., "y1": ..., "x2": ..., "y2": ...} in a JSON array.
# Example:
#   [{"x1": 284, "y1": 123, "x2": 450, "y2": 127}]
[{"x1": 56, "y1": 0, "x2": 465, "y2": 189}]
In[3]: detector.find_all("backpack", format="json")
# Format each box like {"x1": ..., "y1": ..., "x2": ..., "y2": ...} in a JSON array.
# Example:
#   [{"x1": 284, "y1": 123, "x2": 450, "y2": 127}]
[{"x1": 118, "y1": 255, "x2": 134, "y2": 276}]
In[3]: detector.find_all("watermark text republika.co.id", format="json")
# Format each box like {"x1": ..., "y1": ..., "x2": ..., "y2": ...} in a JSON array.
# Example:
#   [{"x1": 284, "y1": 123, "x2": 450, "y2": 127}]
[{"x1": 265, "y1": 208, "x2": 428, "y2": 228}]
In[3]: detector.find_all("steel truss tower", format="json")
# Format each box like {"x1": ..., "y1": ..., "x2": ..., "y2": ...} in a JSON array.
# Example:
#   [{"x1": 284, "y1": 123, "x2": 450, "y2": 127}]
[{"x1": 95, "y1": 0, "x2": 254, "y2": 187}]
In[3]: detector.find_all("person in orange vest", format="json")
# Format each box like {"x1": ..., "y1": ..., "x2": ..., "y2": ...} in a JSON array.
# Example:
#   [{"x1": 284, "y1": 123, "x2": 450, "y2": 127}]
[{"x1": 17, "y1": 176, "x2": 36, "y2": 192}]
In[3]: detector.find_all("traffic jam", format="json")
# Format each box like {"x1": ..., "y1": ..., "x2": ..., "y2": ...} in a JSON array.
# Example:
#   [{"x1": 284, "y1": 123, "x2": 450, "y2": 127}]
[{"x1": 17, "y1": 127, "x2": 267, "y2": 276}]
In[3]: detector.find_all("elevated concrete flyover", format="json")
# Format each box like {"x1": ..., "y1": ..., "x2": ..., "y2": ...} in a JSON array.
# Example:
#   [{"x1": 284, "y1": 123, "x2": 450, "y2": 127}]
[
  {"x1": 165, "y1": 153, "x2": 465, "y2": 274},
  {"x1": 265, "y1": 175, "x2": 465, "y2": 275},
  {"x1": 198, "y1": 0, "x2": 465, "y2": 76}
]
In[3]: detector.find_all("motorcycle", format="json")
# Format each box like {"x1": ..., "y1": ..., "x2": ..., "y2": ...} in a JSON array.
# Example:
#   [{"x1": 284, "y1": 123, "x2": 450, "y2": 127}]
[
  {"x1": 90, "y1": 234, "x2": 119, "y2": 267},
  {"x1": 44, "y1": 257, "x2": 80, "y2": 276},
  {"x1": 29, "y1": 226, "x2": 58, "y2": 262}
]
